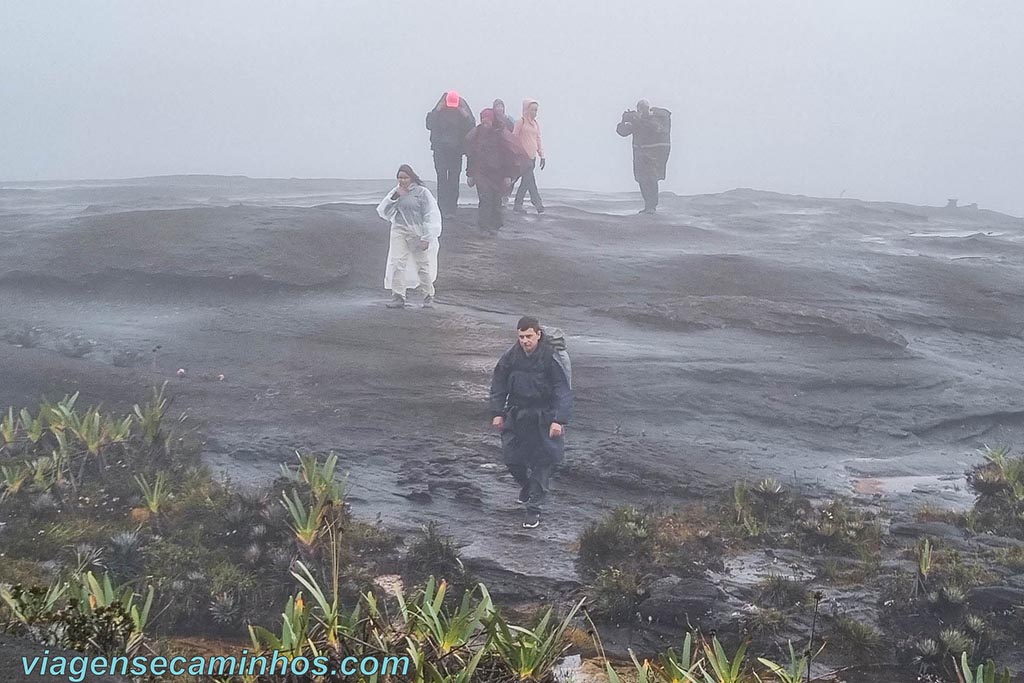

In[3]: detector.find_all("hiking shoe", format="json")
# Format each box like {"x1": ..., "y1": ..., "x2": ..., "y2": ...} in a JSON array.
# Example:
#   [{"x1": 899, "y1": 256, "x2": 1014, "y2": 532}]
[
  {"x1": 422, "y1": 294, "x2": 434, "y2": 308},
  {"x1": 385, "y1": 294, "x2": 406, "y2": 309},
  {"x1": 536, "y1": 207, "x2": 545, "y2": 214},
  {"x1": 522, "y1": 512, "x2": 541, "y2": 529},
  {"x1": 516, "y1": 485, "x2": 531, "y2": 505}
]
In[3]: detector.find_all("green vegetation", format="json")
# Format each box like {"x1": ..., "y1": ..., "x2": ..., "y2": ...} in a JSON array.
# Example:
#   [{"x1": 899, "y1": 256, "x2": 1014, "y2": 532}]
[
  {"x1": 403, "y1": 521, "x2": 468, "y2": 589},
  {"x1": 2, "y1": 390, "x2": 1022, "y2": 682},
  {"x1": 965, "y1": 446, "x2": 1024, "y2": 539},
  {"x1": 830, "y1": 616, "x2": 884, "y2": 657},
  {"x1": 587, "y1": 567, "x2": 645, "y2": 623},
  {"x1": 755, "y1": 575, "x2": 808, "y2": 609},
  {"x1": 0, "y1": 388, "x2": 397, "y2": 643}
]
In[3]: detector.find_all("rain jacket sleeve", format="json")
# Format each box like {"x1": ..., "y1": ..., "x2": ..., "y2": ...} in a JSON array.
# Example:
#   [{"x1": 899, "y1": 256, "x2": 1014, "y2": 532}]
[
  {"x1": 464, "y1": 126, "x2": 480, "y2": 178},
  {"x1": 418, "y1": 187, "x2": 443, "y2": 240},
  {"x1": 376, "y1": 186, "x2": 400, "y2": 221},
  {"x1": 376, "y1": 186, "x2": 442, "y2": 240},
  {"x1": 488, "y1": 347, "x2": 515, "y2": 418},
  {"x1": 548, "y1": 354, "x2": 573, "y2": 425},
  {"x1": 616, "y1": 115, "x2": 633, "y2": 136}
]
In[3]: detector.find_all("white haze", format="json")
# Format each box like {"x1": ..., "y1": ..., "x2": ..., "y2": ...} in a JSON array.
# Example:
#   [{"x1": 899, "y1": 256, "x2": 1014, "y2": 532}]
[{"x1": 2, "y1": 1, "x2": 1022, "y2": 215}]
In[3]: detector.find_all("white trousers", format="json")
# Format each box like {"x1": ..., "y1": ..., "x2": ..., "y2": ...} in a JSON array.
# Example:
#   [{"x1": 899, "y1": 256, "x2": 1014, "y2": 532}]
[{"x1": 383, "y1": 226, "x2": 438, "y2": 298}]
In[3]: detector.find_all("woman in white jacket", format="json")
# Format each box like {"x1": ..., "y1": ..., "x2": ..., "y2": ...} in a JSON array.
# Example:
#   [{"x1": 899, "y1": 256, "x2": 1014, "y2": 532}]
[{"x1": 376, "y1": 165, "x2": 443, "y2": 308}]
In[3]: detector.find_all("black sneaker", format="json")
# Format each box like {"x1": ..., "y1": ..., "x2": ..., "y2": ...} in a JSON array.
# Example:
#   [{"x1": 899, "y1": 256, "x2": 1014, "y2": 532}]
[
  {"x1": 516, "y1": 485, "x2": 531, "y2": 505},
  {"x1": 385, "y1": 294, "x2": 406, "y2": 309},
  {"x1": 522, "y1": 512, "x2": 541, "y2": 529},
  {"x1": 422, "y1": 294, "x2": 434, "y2": 308}
]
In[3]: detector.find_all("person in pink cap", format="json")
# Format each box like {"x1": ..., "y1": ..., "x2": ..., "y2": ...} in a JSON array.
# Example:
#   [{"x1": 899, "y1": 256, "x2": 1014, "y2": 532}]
[{"x1": 425, "y1": 91, "x2": 475, "y2": 220}]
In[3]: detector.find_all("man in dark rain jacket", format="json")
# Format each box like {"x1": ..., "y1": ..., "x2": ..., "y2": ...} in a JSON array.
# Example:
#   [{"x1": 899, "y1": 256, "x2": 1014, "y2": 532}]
[
  {"x1": 616, "y1": 99, "x2": 671, "y2": 214},
  {"x1": 426, "y1": 91, "x2": 475, "y2": 220},
  {"x1": 489, "y1": 317, "x2": 573, "y2": 529}
]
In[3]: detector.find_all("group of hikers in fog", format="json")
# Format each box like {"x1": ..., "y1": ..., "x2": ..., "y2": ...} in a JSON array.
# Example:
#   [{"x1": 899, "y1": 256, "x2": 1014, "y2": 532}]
[
  {"x1": 372, "y1": 92, "x2": 670, "y2": 527},
  {"x1": 425, "y1": 92, "x2": 546, "y2": 227},
  {"x1": 375, "y1": 91, "x2": 673, "y2": 310}
]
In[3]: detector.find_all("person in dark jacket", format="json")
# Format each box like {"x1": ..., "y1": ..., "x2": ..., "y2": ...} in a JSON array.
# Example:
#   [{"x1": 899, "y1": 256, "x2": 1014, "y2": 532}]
[
  {"x1": 492, "y1": 98, "x2": 516, "y2": 132},
  {"x1": 489, "y1": 316, "x2": 573, "y2": 528},
  {"x1": 465, "y1": 109, "x2": 528, "y2": 231},
  {"x1": 426, "y1": 91, "x2": 475, "y2": 220},
  {"x1": 616, "y1": 99, "x2": 671, "y2": 214}
]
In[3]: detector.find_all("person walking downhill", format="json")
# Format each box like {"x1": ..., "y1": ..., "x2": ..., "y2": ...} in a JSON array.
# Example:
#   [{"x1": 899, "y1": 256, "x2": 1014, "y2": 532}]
[
  {"x1": 492, "y1": 99, "x2": 516, "y2": 132},
  {"x1": 513, "y1": 99, "x2": 546, "y2": 214},
  {"x1": 489, "y1": 317, "x2": 573, "y2": 529},
  {"x1": 465, "y1": 109, "x2": 528, "y2": 231},
  {"x1": 376, "y1": 165, "x2": 442, "y2": 309},
  {"x1": 425, "y1": 91, "x2": 475, "y2": 221}
]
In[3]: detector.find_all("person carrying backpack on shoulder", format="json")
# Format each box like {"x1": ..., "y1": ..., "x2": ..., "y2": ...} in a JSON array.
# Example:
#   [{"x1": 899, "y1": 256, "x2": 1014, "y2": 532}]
[{"x1": 489, "y1": 316, "x2": 573, "y2": 529}]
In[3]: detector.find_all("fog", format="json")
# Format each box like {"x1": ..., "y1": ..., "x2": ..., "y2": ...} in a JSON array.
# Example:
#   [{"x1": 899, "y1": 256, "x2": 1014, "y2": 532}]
[{"x1": 2, "y1": 0, "x2": 1022, "y2": 215}]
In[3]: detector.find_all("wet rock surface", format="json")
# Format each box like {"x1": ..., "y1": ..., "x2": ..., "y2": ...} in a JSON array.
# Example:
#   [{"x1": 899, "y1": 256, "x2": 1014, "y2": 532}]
[
  {"x1": 2, "y1": 178, "x2": 1024, "y2": 678},
  {"x1": 637, "y1": 575, "x2": 724, "y2": 626}
]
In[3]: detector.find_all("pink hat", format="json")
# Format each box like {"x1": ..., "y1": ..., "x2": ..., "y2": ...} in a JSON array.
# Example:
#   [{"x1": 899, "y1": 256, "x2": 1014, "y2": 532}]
[{"x1": 445, "y1": 91, "x2": 461, "y2": 108}]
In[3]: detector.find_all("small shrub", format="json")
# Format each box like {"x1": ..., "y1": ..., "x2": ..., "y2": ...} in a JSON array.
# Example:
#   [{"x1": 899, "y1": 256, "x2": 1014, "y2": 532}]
[
  {"x1": 938, "y1": 627, "x2": 975, "y2": 659},
  {"x1": 915, "y1": 503, "x2": 966, "y2": 525},
  {"x1": 403, "y1": 522, "x2": 466, "y2": 587},
  {"x1": 965, "y1": 446, "x2": 1024, "y2": 539},
  {"x1": 832, "y1": 616, "x2": 884, "y2": 656},
  {"x1": 743, "y1": 606, "x2": 787, "y2": 638},
  {"x1": 992, "y1": 545, "x2": 1024, "y2": 571},
  {"x1": 586, "y1": 567, "x2": 645, "y2": 623},
  {"x1": 757, "y1": 575, "x2": 809, "y2": 608},
  {"x1": 577, "y1": 506, "x2": 655, "y2": 578},
  {"x1": 801, "y1": 498, "x2": 882, "y2": 556}
]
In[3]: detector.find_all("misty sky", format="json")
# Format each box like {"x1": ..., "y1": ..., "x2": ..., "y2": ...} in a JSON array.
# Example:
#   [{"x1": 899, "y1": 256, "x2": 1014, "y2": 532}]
[{"x1": 2, "y1": 1, "x2": 1022, "y2": 215}]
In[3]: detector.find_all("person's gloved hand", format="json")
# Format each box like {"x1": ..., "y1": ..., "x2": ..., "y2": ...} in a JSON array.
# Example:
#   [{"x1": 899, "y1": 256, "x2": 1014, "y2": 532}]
[
  {"x1": 419, "y1": 239, "x2": 430, "y2": 251},
  {"x1": 539, "y1": 158, "x2": 546, "y2": 171}
]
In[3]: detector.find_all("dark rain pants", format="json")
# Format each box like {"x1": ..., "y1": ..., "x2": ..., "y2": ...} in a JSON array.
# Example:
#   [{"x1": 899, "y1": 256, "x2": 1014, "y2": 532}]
[{"x1": 433, "y1": 148, "x2": 463, "y2": 218}]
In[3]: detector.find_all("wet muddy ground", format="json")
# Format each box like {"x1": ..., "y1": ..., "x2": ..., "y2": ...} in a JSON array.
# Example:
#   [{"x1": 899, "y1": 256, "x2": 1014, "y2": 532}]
[{"x1": 2, "y1": 176, "x2": 1023, "y2": 591}]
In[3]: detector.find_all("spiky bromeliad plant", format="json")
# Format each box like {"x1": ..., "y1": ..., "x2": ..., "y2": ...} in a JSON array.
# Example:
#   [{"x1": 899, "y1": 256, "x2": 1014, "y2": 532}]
[
  {"x1": 756, "y1": 639, "x2": 826, "y2": 683},
  {"x1": 397, "y1": 576, "x2": 494, "y2": 659},
  {"x1": 134, "y1": 471, "x2": 171, "y2": 515},
  {"x1": 282, "y1": 450, "x2": 347, "y2": 505},
  {"x1": 487, "y1": 597, "x2": 585, "y2": 681},
  {"x1": 132, "y1": 382, "x2": 169, "y2": 448},
  {"x1": 281, "y1": 488, "x2": 326, "y2": 549}
]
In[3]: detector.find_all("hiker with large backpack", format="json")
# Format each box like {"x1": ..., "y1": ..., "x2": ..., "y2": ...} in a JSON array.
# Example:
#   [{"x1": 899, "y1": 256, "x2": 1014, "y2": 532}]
[
  {"x1": 488, "y1": 317, "x2": 573, "y2": 529},
  {"x1": 616, "y1": 99, "x2": 671, "y2": 214}
]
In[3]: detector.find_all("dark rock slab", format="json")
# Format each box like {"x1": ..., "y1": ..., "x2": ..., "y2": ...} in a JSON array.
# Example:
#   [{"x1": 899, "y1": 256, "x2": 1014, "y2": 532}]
[
  {"x1": 636, "y1": 575, "x2": 724, "y2": 626},
  {"x1": 967, "y1": 585, "x2": 1024, "y2": 612}
]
